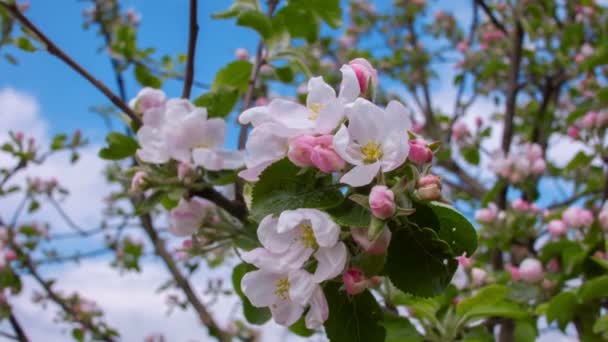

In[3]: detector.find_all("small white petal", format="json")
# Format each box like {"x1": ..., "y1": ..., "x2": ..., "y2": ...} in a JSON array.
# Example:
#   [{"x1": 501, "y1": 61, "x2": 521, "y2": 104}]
[
  {"x1": 305, "y1": 286, "x2": 329, "y2": 329},
  {"x1": 277, "y1": 210, "x2": 307, "y2": 234},
  {"x1": 380, "y1": 131, "x2": 409, "y2": 172},
  {"x1": 192, "y1": 149, "x2": 244, "y2": 171},
  {"x1": 345, "y1": 98, "x2": 384, "y2": 144},
  {"x1": 241, "y1": 247, "x2": 310, "y2": 272},
  {"x1": 314, "y1": 100, "x2": 344, "y2": 135},
  {"x1": 333, "y1": 125, "x2": 361, "y2": 165},
  {"x1": 340, "y1": 162, "x2": 381, "y2": 187},
  {"x1": 239, "y1": 105, "x2": 270, "y2": 126},
  {"x1": 307, "y1": 210, "x2": 340, "y2": 248},
  {"x1": 270, "y1": 299, "x2": 304, "y2": 327},
  {"x1": 288, "y1": 269, "x2": 316, "y2": 305},
  {"x1": 238, "y1": 161, "x2": 273, "y2": 182},
  {"x1": 339, "y1": 65, "x2": 360, "y2": 103},
  {"x1": 257, "y1": 215, "x2": 294, "y2": 254},
  {"x1": 197, "y1": 118, "x2": 227, "y2": 148},
  {"x1": 313, "y1": 242, "x2": 347, "y2": 282},
  {"x1": 241, "y1": 270, "x2": 280, "y2": 307},
  {"x1": 385, "y1": 100, "x2": 412, "y2": 134},
  {"x1": 307, "y1": 76, "x2": 336, "y2": 107}
]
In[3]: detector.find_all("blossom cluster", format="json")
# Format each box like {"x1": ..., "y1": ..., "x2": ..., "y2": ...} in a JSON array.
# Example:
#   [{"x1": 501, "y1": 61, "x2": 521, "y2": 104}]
[{"x1": 491, "y1": 143, "x2": 546, "y2": 184}]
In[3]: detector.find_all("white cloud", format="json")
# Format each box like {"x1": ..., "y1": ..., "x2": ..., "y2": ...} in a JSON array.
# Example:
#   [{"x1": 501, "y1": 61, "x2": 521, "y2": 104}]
[{"x1": 0, "y1": 88, "x2": 47, "y2": 142}]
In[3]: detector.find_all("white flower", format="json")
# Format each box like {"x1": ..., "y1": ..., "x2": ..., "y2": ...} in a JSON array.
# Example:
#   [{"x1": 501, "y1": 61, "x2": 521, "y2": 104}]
[
  {"x1": 238, "y1": 123, "x2": 291, "y2": 182},
  {"x1": 129, "y1": 87, "x2": 166, "y2": 115},
  {"x1": 169, "y1": 197, "x2": 217, "y2": 236},
  {"x1": 136, "y1": 99, "x2": 243, "y2": 170},
  {"x1": 243, "y1": 209, "x2": 347, "y2": 282},
  {"x1": 333, "y1": 98, "x2": 411, "y2": 187},
  {"x1": 241, "y1": 268, "x2": 328, "y2": 329}
]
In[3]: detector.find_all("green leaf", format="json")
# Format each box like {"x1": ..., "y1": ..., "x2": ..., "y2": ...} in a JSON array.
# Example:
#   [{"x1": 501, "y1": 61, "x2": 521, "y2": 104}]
[
  {"x1": 546, "y1": 292, "x2": 577, "y2": 331},
  {"x1": 98, "y1": 132, "x2": 139, "y2": 160},
  {"x1": 428, "y1": 201, "x2": 478, "y2": 257},
  {"x1": 386, "y1": 226, "x2": 457, "y2": 297},
  {"x1": 462, "y1": 326, "x2": 494, "y2": 342},
  {"x1": 293, "y1": 0, "x2": 342, "y2": 28},
  {"x1": 16, "y1": 36, "x2": 36, "y2": 52},
  {"x1": 593, "y1": 315, "x2": 608, "y2": 334},
  {"x1": 461, "y1": 301, "x2": 527, "y2": 321},
  {"x1": 50, "y1": 134, "x2": 67, "y2": 150},
  {"x1": 578, "y1": 275, "x2": 608, "y2": 303},
  {"x1": 481, "y1": 181, "x2": 502, "y2": 207},
  {"x1": 274, "y1": 65, "x2": 295, "y2": 83},
  {"x1": 134, "y1": 64, "x2": 162, "y2": 88},
  {"x1": 212, "y1": 60, "x2": 253, "y2": 92},
  {"x1": 231, "y1": 263, "x2": 271, "y2": 324},
  {"x1": 381, "y1": 313, "x2": 423, "y2": 342},
  {"x1": 204, "y1": 170, "x2": 238, "y2": 186},
  {"x1": 250, "y1": 159, "x2": 343, "y2": 221},
  {"x1": 193, "y1": 86, "x2": 240, "y2": 119},
  {"x1": 212, "y1": 0, "x2": 259, "y2": 19},
  {"x1": 462, "y1": 147, "x2": 480, "y2": 165},
  {"x1": 288, "y1": 317, "x2": 314, "y2": 337},
  {"x1": 564, "y1": 151, "x2": 594, "y2": 173},
  {"x1": 514, "y1": 320, "x2": 537, "y2": 342},
  {"x1": 237, "y1": 10, "x2": 272, "y2": 39},
  {"x1": 457, "y1": 284, "x2": 509, "y2": 317},
  {"x1": 327, "y1": 199, "x2": 371, "y2": 227},
  {"x1": 277, "y1": 4, "x2": 319, "y2": 43},
  {"x1": 323, "y1": 283, "x2": 386, "y2": 342}
]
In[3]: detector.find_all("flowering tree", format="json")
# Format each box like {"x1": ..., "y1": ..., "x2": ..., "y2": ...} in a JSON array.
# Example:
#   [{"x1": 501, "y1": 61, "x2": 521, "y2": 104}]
[{"x1": 0, "y1": 0, "x2": 607, "y2": 341}]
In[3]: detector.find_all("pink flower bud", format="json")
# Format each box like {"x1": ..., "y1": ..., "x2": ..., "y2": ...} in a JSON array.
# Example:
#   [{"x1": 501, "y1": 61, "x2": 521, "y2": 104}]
[
  {"x1": 177, "y1": 162, "x2": 192, "y2": 180},
  {"x1": 343, "y1": 268, "x2": 368, "y2": 295},
  {"x1": 4, "y1": 250, "x2": 16, "y2": 262},
  {"x1": 182, "y1": 239, "x2": 193, "y2": 249},
  {"x1": 412, "y1": 122, "x2": 425, "y2": 133},
  {"x1": 471, "y1": 267, "x2": 487, "y2": 286},
  {"x1": 369, "y1": 186, "x2": 395, "y2": 219},
  {"x1": 309, "y1": 135, "x2": 346, "y2": 173},
  {"x1": 562, "y1": 207, "x2": 594, "y2": 228},
  {"x1": 547, "y1": 219, "x2": 568, "y2": 237},
  {"x1": 408, "y1": 140, "x2": 433, "y2": 164},
  {"x1": 505, "y1": 263, "x2": 520, "y2": 281},
  {"x1": 170, "y1": 197, "x2": 216, "y2": 237},
  {"x1": 547, "y1": 258, "x2": 560, "y2": 273},
  {"x1": 14, "y1": 132, "x2": 24, "y2": 142},
  {"x1": 511, "y1": 199, "x2": 530, "y2": 212},
  {"x1": 475, "y1": 204, "x2": 498, "y2": 224},
  {"x1": 451, "y1": 120, "x2": 470, "y2": 141},
  {"x1": 350, "y1": 227, "x2": 392, "y2": 255},
  {"x1": 416, "y1": 175, "x2": 442, "y2": 201},
  {"x1": 348, "y1": 58, "x2": 378, "y2": 96},
  {"x1": 255, "y1": 97, "x2": 268, "y2": 106},
  {"x1": 130, "y1": 87, "x2": 166, "y2": 115},
  {"x1": 130, "y1": 171, "x2": 146, "y2": 193},
  {"x1": 519, "y1": 258, "x2": 543, "y2": 283},
  {"x1": 234, "y1": 48, "x2": 249, "y2": 61},
  {"x1": 580, "y1": 111, "x2": 598, "y2": 130},
  {"x1": 457, "y1": 40, "x2": 469, "y2": 53},
  {"x1": 287, "y1": 135, "x2": 316, "y2": 168},
  {"x1": 531, "y1": 159, "x2": 546, "y2": 175},
  {"x1": 456, "y1": 254, "x2": 472, "y2": 269},
  {"x1": 568, "y1": 126, "x2": 579, "y2": 139}
]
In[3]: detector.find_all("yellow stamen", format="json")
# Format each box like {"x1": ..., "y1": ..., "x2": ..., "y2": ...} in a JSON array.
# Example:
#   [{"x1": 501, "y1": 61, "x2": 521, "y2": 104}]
[
  {"x1": 360, "y1": 141, "x2": 383, "y2": 163},
  {"x1": 308, "y1": 103, "x2": 322, "y2": 120},
  {"x1": 298, "y1": 222, "x2": 318, "y2": 249},
  {"x1": 275, "y1": 277, "x2": 290, "y2": 301}
]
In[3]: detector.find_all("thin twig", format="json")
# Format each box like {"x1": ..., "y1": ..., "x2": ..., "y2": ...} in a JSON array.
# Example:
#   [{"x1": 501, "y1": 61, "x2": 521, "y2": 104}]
[
  {"x1": 182, "y1": 0, "x2": 199, "y2": 99},
  {"x1": 8, "y1": 311, "x2": 28, "y2": 342},
  {"x1": 0, "y1": 3, "x2": 140, "y2": 125},
  {"x1": 474, "y1": 0, "x2": 508, "y2": 35}
]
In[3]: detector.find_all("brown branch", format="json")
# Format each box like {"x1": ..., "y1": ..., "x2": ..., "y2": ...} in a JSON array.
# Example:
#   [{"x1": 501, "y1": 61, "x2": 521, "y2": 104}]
[
  {"x1": 237, "y1": 0, "x2": 279, "y2": 150},
  {"x1": 0, "y1": 3, "x2": 140, "y2": 125},
  {"x1": 137, "y1": 212, "x2": 230, "y2": 342},
  {"x1": 182, "y1": 0, "x2": 199, "y2": 99},
  {"x1": 8, "y1": 311, "x2": 28, "y2": 342},
  {"x1": 474, "y1": 0, "x2": 508, "y2": 35}
]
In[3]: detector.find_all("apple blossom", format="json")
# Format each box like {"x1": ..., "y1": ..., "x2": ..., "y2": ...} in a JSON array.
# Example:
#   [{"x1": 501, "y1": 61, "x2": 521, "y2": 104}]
[
  {"x1": 369, "y1": 185, "x2": 396, "y2": 219},
  {"x1": 244, "y1": 209, "x2": 346, "y2": 282},
  {"x1": 562, "y1": 206, "x2": 594, "y2": 228},
  {"x1": 568, "y1": 126, "x2": 580, "y2": 139},
  {"x1": 415, "y1": 174, "x2": 442, "y2": 201},
  {"x1": 475, "y1": 204, "x2": 499, "y2": 224},
  {"x1": 177, "y1": 161, "x2": 192, "y2": 180},
  {"x1": 547, "y1": 259, "x2": 560, "y2": 273},
  {"x1": 519, "y1": 258, "x2": 543, "y2": 283},
  {"x1": 456, "y1": 254, "x2": 472, "y2": 269},
  {"x1": 342, "y1": 268, "x2": 381, "y2": 295},
  {"x1": 506, "y1": 263, "x2": 521, "y2": 281},
  {"x1": 169, "y1": 197, "x2": 218, "y2": 237},
  {"x1": 234, "y1": 48, "x2": 249, "y2": 60},
  {"x1": 547, "y1": 219, "x2": 568, "y2": 237},
  {"x1": 287, "y1": 135, "x2": 345, "y2": 173},
  {"x1": 511, "y1": 199, "x2": 530, "y2": 212},
  {"x1": 350, "y1": 226, "x2": 392, "y2": 255},
  {"x1": 241, "y1": 268, "x2": 328, "y2": 329},
  {"x1": 451, "y1": 120, "x2": 469, "y2": 141},
  {"x1": 333, "y1": 98, "x2": 411, "y2": 186}
]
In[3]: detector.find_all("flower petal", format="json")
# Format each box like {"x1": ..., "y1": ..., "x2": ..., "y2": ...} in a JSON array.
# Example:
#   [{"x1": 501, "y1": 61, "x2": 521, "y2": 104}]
[
  {"x1": 288, "y1": 269, "x2": 316, "y2": 305},
  {"x1": 385, "y1": 100, "x2": 412, "y2": 134},
  {"x1": 333, "y1": 124, "x2": 362, "y2": 165},
  {"x1": 136, "y1": 126, "x2": 170, "y2": 164},
  {"x1": 241, "y1": 269, "x2": 280, "y2": 307},
  {"x1": 339, "y1": 65, "x2": 360, "y2": 103},
  {"x1": 314, "y1": 100, "x2": 344, "y2": 135},
  {"x1": 277, "y1": 210, "x2": 308, "y2": 234},
  {"x1": 307, "y1": 76, "x2": 336, "y2": 108},
  {"x1": 270, "y1": 299, "x2": 304, "y2": 327},
  {"x1": 192, "y1": 149, "x2": 244, "y2": 171},
  {"x1": 313, "y1": 242, "x2": 347, "y2": 282},
  {"x1": 257, "y1": 215, "x2": 295, "y2": 254},
  {"x1": 305, "y1": 286, "x2": 329, "y2": 329},
  {"x1": 339, "y1": 162, "x2": 381, "y2": 187},
  {"x1": 307, "y1": 210, "x2": 340, "y2": 248},
  {"x1": 345, "y1": 98, "x2": 384, "y2": 144},
  {"x1": 197, "y1": 118, "x2": 227, "y2": 148},
  {"x1": 380, "y1": 131, "x2": 409, "y2": 172},
  {"x1": 241, "y1": 247, "x2": 310, "y2": 272}
]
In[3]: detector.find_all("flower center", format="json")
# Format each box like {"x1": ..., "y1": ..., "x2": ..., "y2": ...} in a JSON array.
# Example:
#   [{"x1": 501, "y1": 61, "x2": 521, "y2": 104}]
[
  {"x1": 298, "y1": 222, "x2": 318, "y2": 249},
  {"x1": 308, "y1": 103, "x2": 322, "y2": 120},
  {"x1": 274, "y1": 277, "x2": 290, "y2": 301},
  {"x1": 360, "y1": 141, "x2": 383, "y2": 163}
]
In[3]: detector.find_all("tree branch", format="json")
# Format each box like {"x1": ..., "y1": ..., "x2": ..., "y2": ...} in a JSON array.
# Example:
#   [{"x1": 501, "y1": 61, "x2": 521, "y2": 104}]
[
  {"x1": 474, "y1": 0, "x2": 508, "y2": 35},
  {"x1": 136, "y1": 212, "x2": 230, "y2": 342},
  {"x1": 182, "y1": 0, "x2": 199, "y2": 99},
  {"x1": 8, "y1": 311, "x2": 28, "y2": 342},
  {"x1": 0, "y1": 3, "x2": 140, "y2": 125}
]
